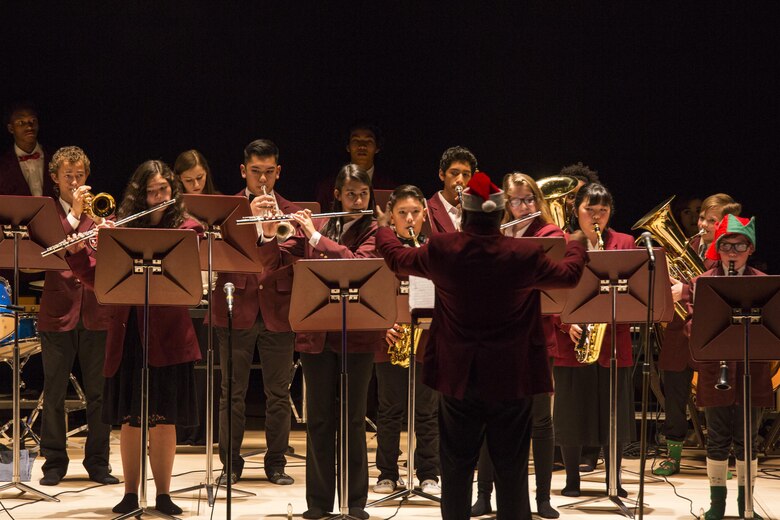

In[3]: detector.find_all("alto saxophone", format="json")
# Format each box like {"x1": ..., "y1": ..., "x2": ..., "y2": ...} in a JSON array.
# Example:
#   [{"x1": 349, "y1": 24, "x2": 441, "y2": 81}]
[
  {"x1": 388, "y1": 226, "x2": 422, "y2": 367},
  {"x1": 574, "y1": 224, "x2": 607, "y2": 364}
]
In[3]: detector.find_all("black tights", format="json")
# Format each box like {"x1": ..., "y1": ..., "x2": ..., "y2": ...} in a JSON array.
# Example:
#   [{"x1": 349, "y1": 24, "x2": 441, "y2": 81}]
[{"x1": 561, "y1": 445, "x2": 625, "y2": 494}]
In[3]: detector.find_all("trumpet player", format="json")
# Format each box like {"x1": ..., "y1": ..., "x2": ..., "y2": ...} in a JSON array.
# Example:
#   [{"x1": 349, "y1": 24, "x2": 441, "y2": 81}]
[
  {"x1": 426, "y1": 146, "x2": 477, "y2": 233},
  {"x1": 37, "y1": 146, "x2": 118, "y2": 487},
  {"x1": 472, "y1": 173, "x2": 565, "y2": 519},
  {"x1": 684, "y1": 215, "x2": 771, "y2": 520},
  {"x1": 373, "y1": 185, "x2": 441, "y2": 496},
  {"x1": 211, "y1": 139, "x2": 299, "y2": 486},
  {"x1": 552, "y1": 183, "x2": 635, "y2": 499}
]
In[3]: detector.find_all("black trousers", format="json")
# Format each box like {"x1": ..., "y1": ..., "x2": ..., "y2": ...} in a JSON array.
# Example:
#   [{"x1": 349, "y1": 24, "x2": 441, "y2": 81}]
[
  {"x1": 440, "y1": 390, "x2": 533, "y2": 520},
  {"x1": 217, "y1": 314, "x2": 294, "y2": 477},
  {"x1": 300, "y1": 347, "x2": 374, "y2": 512},
  {"x1": 660, "y1": 367, "x2": 693, "y2": 442},
  {"x1": 476, "y1": 391, "x2": 554, "y2": 501},
  {"x1": 39, "y1": 324, "x2": 110, "y2": 475},
  {"x1": 374, "y1": 361, "x2": 439, "y2": 483},
  {"x1": 704, "y1": 405, "x2": 762, "y2": 461}
]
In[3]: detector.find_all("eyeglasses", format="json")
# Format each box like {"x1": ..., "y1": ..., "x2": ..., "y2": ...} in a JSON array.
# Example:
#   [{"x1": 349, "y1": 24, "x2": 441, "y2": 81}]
[
  {"x1": 718, "y1": 241, "x2": 750, "y2": 252},
  {"x1": 508, "y1": 196, "x2": 536, "y2": 208},
  {"x1": 12, "y1": 118, "x2": 37, "y2": 128}
]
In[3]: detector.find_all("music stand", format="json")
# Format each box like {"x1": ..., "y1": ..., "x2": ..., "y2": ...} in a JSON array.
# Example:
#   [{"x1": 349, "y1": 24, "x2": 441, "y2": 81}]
[
  {"x1": 94, "y1": 228, "x2": 201, "y2": 520},
  {"x1": 517, "y1": 237, "x2": 568, "y2": 314},
  {"x1": 690, "y1": 275, "x2": 780, "y2": 520},
  {"x1": 0, "y1": 196, "x2": 67, "y2": 502},
  {"x1": 560, "y1": 249, "x2": 671, "y2": 519},
  {"x1": 289, "y1": 258, "x2": 396, "y2": 519},
  {"x1": 171, "y1": 195, "x2": 260, "y2": 504}
]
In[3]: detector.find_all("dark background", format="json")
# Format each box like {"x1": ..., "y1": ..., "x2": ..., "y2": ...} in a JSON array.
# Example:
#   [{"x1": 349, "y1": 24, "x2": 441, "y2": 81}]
[{"x1": 3, "y1": 3, "x2": 779, "y2": 268}]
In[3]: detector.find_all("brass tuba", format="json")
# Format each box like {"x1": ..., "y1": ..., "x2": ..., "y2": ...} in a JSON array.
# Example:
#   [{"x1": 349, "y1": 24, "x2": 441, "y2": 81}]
[
  {"x1": 537, "y1": 175, "x2": 579, "y2": 230},
  {"x1": 631, "y1": 195, "x2": 705, "y2": 320},
  {"x1": 573, "y1": 223, "x2": 606, "y2": 364}
]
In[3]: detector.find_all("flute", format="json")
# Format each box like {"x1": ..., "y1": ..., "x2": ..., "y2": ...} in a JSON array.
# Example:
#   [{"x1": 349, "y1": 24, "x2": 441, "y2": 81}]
[
  {"x1": 499, "y1": 211, "x2": 542, "y2": 230},
  {"x1": 236, "y1": 209, "x2": 374, "y2": 225}
]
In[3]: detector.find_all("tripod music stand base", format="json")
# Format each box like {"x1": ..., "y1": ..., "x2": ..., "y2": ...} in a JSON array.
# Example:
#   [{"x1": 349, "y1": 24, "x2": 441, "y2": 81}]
[
  {"x1": 562, "y1": 494, "x2": 640, "y2": 519},
  {"x1": 114, "y1": 506, "x2": 180, "y2": 520},
  {"x1": 367, "y1": 488, "x2": 441, "y2": 507},
  {"x1": 0, "y1": 481, "x2": 59, "y2": 502}
]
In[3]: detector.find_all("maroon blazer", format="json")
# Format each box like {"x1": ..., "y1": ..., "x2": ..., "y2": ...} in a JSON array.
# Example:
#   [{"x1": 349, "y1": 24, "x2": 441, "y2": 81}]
[
  {"x1": 0, "y1": 146, "x2": 55, "y2": 197},
  {"x1": 426, "y1": 192, "x2": 458, "y2": 234},
  {"x1": 684, "y1": 265, "x2": 774, "y2": 408},
  {"x1": 37, "y1": 202, "x2": 113, "y2": 332},
  {"x1": 66, "y1": 218, "x2": 204, "y2": 377},
  {"x1": 208, "y1": 191, "x2": 301, "y2": 332},
  {"x1": 554, "y1": 229, "x2": 636, "y2": 368},
  {"x1": 258, "y1": 216, "x2": 385, "y2": 354},
  {"x1": 377, "y1": 221, "x2": 587, "y2": 401}
]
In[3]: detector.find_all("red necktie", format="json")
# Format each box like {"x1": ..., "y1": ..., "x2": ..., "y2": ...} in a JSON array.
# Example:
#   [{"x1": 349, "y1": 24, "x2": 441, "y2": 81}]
[{"x1": 18, "y1": 152, "x2": 41, "y2": 162}]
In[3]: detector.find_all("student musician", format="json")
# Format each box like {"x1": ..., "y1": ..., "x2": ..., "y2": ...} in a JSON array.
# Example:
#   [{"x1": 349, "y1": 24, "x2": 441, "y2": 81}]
[
  {"x1": 553, "y1": 183, "x2": 635, "y2": 499},
  {"x1": 426, "y1": 146, "x2": 477, "y2": 234},
  {"x1": 373, "y1": 185, "x2": 440, "y2": 496},
  {"x1": 685, "y1": 215, "x2": 771, "y2": 520},
  {"x1": 66, "y1": 160, "x2": 202, "y2": 516},
  {"x1": 0, "y1": 101, "x2": 55, "y2": 197},
  {"x1": 471, "y1": 173, "x2": 563, "y2": 519},
  {"x1": 258, "y1": 164, "x2": 382, "y2": 520},
  {"x1": 173, "y1": 149, "x2": 219, "y2": 195}
]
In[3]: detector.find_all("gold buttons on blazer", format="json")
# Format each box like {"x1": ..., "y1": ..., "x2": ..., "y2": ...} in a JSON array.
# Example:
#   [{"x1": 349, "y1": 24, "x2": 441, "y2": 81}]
[{"x1": 258, "y1": 284, "x2": 264, "y2": 290}]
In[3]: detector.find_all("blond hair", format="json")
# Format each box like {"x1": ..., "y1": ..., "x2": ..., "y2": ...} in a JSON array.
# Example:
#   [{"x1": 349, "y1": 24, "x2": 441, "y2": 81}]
[
  {"x1": 501, "y1": 172, "x2": 554, "y2": 226},
  {"x1": 701, "y1": 193, "x2": 741, "y2": 219}
]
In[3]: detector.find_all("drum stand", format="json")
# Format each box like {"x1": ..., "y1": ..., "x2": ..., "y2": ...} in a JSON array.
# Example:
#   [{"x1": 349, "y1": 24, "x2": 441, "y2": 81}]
[{"x1": 0, "y1": 227, "x2": 58, "y2": 502}]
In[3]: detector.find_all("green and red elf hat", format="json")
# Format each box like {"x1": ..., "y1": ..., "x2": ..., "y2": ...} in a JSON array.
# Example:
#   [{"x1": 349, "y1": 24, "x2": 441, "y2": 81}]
[
  {"x1": 462, "y1": 172, "x2": 505, "y2": 213},
  {"x1": 705, "y1": 214, "x2": 756, "y2": 261}
]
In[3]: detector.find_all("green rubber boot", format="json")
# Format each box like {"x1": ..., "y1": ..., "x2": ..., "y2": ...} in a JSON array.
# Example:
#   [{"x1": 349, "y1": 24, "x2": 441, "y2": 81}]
[
  {"x1": 703, "y1": 486, "x2": 727, "y2": 520},
  {"x1": 653, "y1": 440, "x2": 683, "y2": 476}
]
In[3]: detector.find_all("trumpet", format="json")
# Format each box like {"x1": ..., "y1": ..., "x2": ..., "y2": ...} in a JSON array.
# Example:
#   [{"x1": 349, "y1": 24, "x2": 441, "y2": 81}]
[
  {"x1": 41, "y1": 199, "x2": 176, "y2": 257},
  {"x1": 261, "y1": 186, "x2": 295, "y2": 241},
  {"x1": 236, "y1": 209, "x2": 374, "y2": 225},
  {"x1": 83, "y1": 191, "x2": 115, "y2": 219},
  {"x1": 499, "y1": 211, "x2": 542, "y2": 230}
]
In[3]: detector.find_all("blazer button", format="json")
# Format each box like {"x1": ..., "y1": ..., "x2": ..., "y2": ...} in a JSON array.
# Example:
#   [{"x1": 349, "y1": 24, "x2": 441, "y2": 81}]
[{"x1": 258, "y1": 284, "x2": 264, "y2": 290}]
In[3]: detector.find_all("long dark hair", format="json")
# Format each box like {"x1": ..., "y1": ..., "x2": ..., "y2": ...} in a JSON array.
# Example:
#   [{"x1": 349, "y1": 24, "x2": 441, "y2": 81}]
[
  {"x1": 118, "y1": 160, "x2": 186, "y2": 229},
  {"x1": 321, "y1": 164, "x2": 374, "y2": 242},
  {"x1": 568, "y1": 182, "x2": 614, "y2": 233},
  {"x1": 173, "y1": 149, "x2": 218, "y2": 194}
]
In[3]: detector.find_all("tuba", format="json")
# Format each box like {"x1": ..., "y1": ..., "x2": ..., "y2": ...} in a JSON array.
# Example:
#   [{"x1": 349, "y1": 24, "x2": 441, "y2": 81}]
[
  {"x1": 537, "y1": 175, "x2": 579, "y2": 230},
  {"x1": 631, "y1": 195, "x2": 705, "y2": 320},
  {"x1": 574, "y1": 224, "x2": 606, "y2": 364}
]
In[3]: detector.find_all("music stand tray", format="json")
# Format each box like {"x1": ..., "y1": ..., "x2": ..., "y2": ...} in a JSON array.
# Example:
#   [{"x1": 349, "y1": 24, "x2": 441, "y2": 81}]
[
  {"x1": 289, "y1": 258, "x2": 395, "y2": 519},
  {"x1": 95, "y1": 228, "x2": 201, "y2": 520}
]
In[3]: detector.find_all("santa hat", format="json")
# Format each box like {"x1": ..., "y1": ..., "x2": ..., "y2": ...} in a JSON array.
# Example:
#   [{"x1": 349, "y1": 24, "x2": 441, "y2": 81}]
[
  {"x1": 462, "y1": 172, "x2": 505, "y2": 213},
  {"x1": 705, "y1": 214, "x2": 756, "y2": 261}
]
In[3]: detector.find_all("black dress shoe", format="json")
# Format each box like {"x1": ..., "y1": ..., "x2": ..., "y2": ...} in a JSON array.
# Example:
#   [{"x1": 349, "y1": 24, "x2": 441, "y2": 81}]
[
  {"x1": 302, "y1": 507, "x2": 327, "y2": 519},
  {"x1": 217, "y1": 471, "x2": 238, "y2": 485},
  {"x1": 268, "y1": 471, "x2": 294, "y2": 485},
  {"x1": 89, "y1": 469, "x2": 120, "y2": 485},
  {"x1": 39, "y1": 470, "x2": 63, "y2": 486},
  {"x1": 348, "y1": 507, "x2": 369, "y2": 519}
]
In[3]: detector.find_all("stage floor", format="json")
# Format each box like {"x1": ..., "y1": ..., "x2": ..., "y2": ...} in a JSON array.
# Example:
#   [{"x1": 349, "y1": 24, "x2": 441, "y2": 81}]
[{"x1": 1, "y1": 430, "x2": 778, "y2": 519}]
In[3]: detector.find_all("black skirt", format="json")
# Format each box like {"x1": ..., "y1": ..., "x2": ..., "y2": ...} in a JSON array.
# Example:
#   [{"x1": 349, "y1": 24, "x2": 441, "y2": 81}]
[
  {"x1": 553, "y1": 364, "x2": 635, "y2": 447},
  {"x1": 102, "y1": 309, "x2": 197, "y2": 428}
]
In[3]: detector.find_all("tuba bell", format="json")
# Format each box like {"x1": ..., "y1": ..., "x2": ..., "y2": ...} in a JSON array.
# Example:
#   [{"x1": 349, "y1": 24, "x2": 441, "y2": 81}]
[
  {"x1": 631, "y1": 195, "x2": 705, "y2": 320},
  {"x1": 537, "y1": 175, "x2": 579, "y2": 230}
]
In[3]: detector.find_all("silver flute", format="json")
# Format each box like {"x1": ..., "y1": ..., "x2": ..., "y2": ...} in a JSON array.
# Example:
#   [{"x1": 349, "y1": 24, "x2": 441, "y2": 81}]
[
  {"x1": 499, "y1": 211, "x2": 542, "y2": 230},
  {"x1": 236, "y1": 209, "x2": 374, "y2": 225}
]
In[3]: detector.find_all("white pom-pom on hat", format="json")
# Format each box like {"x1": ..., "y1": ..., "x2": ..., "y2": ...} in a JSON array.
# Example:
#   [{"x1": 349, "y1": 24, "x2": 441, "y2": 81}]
[{"x1": 482, "y1": 200, "x2": 496, "y2": 212}]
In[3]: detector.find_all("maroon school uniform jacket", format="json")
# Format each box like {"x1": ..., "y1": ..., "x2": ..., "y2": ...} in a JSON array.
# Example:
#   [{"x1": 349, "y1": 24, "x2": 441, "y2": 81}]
[
  {"x1": 208, "y1": 191, "x2": 301, "y2": 332},
  {"x1": 37, "y1": 202, "x2": 112, "y2": 332},
  {"x1": 554, "y1": 229, "x2": 636, "y2": 369},
  {"x1": 426, "y1": 192, "x2": 458, "y2": 235},
  {"x1": 376, "y1": 221, "x2": 587, "y2": 402},
  {"x1": 66, "y1": 218, "x2": 204, "y2": 377},
  {"x1": 685, "y1": 265, "x2": 774, "y2": 408},
  {"x1": 0, "y1": 147, "x2": 55, "y2": 197},
  {"x1": 257, "y1": 216, "x2": 385, "y2": 354}
]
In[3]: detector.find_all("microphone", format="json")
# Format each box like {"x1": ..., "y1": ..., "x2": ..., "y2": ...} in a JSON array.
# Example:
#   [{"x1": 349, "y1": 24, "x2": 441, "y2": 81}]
[
  {"x1": 640, "y1": 231, "x2": 655, "y2": 263},
  {"x1": 224, "y1": 282, "x2": 235, "y2": 313}
]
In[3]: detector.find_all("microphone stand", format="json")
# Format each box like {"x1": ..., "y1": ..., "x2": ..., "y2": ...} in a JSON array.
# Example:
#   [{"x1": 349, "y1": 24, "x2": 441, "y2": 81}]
[
  {"x1": 225, "y1": 284, "x2": 234, "y2": 520},
  {"x1": 637, "y1": 242, "x2": 656, "y2": 519}
]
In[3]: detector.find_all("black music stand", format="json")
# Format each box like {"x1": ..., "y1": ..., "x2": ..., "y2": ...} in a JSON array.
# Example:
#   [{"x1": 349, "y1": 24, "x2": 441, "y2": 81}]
[
  {"x1": 560, "y1": 249, "x2": 671, "y2": 519},
  {"x1": 94, "y1": 228, "x2": 201, "y2": 520},
  {"x1": 690, "y1": 275, "x2": 780, "y2": 520},
  {"x1": 171, "y1": 195, "x2": 260, "y2": 504},
  {"x1": 0, "y1": 196, "x2": 67, "y2": 503},
  {"x1": 289, "y1": 258, "x2": 396, "y2": 520}
]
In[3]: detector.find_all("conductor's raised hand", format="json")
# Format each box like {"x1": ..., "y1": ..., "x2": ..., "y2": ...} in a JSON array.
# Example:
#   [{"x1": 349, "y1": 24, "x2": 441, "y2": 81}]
[{"x1": 375, "y1": 204, "x2": 391, "y2": 228}]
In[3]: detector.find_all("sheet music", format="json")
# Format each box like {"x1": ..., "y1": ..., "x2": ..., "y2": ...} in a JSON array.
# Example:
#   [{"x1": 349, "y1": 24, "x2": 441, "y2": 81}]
[{"x1": 409, "y1": 275, "x2": 435, "y2": 310}]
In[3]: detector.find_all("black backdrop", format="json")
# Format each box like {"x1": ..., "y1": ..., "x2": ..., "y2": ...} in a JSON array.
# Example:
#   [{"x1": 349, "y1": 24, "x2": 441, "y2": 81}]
[{"x1": 3, "y1": 3, "x2": 779, "y2": 269}]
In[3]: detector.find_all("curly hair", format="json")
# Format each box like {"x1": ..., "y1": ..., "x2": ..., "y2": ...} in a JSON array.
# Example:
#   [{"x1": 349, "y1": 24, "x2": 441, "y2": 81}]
[
  {"x1": 48, "y1": 145, "x2": 91, "y2": 177},
  {"x1": 173, "y1": 149, "x2": 218, "y2": 194},
  {"x1": 559, "y1": 162, "x2": 600, "y2": 185},
  {"x1": 321, "y1": 164, "x2": 375, "y2": 242},
  {"x1": 118, "y1": 160, "x2": 186, "y2": 229}
]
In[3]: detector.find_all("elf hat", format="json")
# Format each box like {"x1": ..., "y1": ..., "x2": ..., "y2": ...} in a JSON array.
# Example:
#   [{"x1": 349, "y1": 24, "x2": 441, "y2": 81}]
[
  {"x1": 462, "y1": 172, "x2": 505, "y2": 213},
  {"x1": 705, "y1": 214, "x2": 756, "y2": 261}
]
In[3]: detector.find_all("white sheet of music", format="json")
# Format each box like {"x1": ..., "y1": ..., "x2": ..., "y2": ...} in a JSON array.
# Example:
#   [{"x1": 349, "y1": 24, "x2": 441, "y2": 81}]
[{"x1": 409, "y1": 275, "x2": 435, "y2": 310}]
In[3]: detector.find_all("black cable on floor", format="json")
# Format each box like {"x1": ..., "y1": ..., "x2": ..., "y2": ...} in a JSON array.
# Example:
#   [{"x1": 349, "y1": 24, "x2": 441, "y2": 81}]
[{"x1": 0, "y1": 499, "x2": 15, "y2": 520}]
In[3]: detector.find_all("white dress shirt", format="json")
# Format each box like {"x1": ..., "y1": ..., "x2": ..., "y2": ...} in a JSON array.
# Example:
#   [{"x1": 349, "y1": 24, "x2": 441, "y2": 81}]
[{"x1": 15, "y1": 143, "x2": 44, "y2": 196}]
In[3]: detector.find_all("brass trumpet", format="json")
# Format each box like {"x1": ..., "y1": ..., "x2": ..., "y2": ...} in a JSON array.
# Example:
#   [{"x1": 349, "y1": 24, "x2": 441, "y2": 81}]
[
  {"x1": 262, "y1": 186, "x2": 295, "y2": 241},
  {"x1": 83, "y1": 191, "x2": 115, "y2": 219}
]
